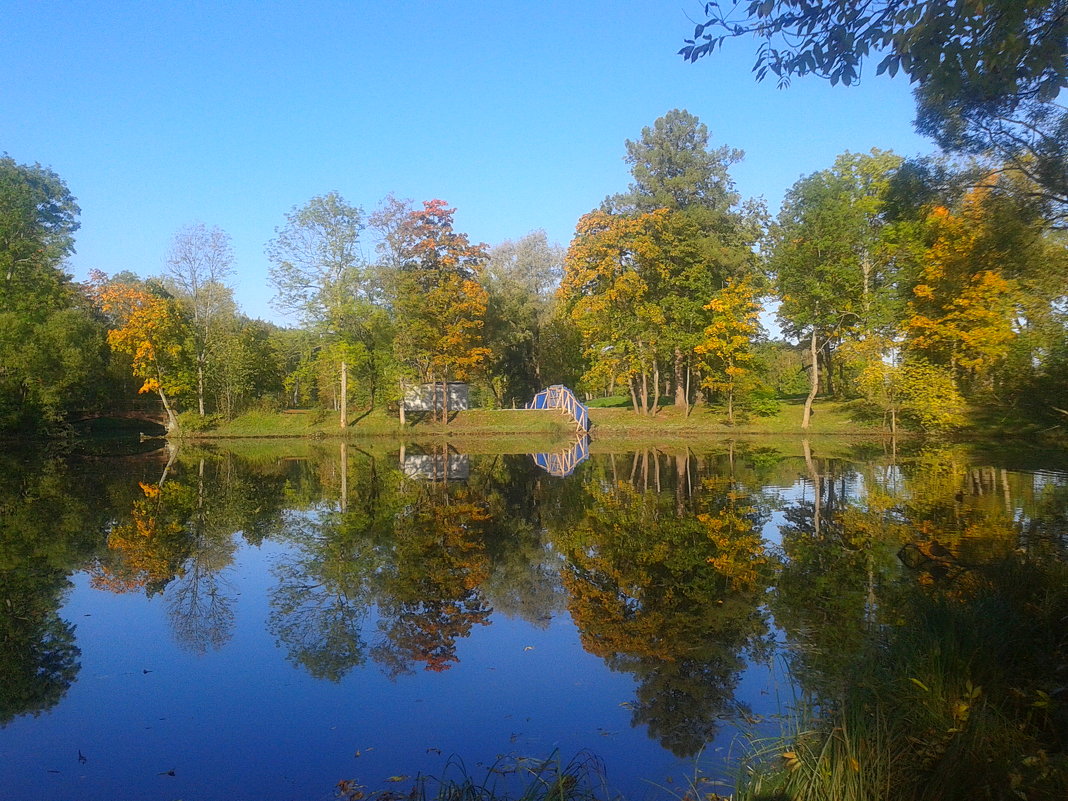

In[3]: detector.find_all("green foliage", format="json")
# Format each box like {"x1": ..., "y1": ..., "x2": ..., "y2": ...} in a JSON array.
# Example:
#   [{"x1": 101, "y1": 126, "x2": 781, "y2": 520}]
[
  {"x1": 0, "y1": 155, "x2": 80, "y2": 317},
  {"x1": 682, "y1": 1, "x2": 1068, "y2": 220},
  {"x1": 856, "y1": 356, "x2": 966, "y2": 432},
  {"x1": 606, "y1": 108, "x2": 743, "y2": 213}
]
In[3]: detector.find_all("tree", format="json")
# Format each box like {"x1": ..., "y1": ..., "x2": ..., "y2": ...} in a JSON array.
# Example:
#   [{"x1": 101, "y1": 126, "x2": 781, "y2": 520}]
[
  {"x1": 483, "y1": 230, "x2": 565, "y2": 405},
  {"x1": 0, "y1": 157, "x2": 112, "y2": 432},
  {"x1": 768, "y1": 151, "x2": 904, "y2": 427},
  {"x1": 593, "y1": 110, "x2": 762, "y2": 410},
  {"x1": 606, "y1": 108, "x2": 743, "y2": 213},
  {"x1": 91, "y1": 273, "x2": 191, "y2": 432},
  {"x1": 561, "y1": 209, "x2": 669, "y2": 413},
  {"x1": 267, "y1": 192, "x2": 369, "y2": 428},
  {"x1": 905, "y1": 188, "x2": 1020, "y2": 386},
  {"x1": 681, "y1": 1, "x2": 1068, "y2": 219},
  {"x1": 0, "y1": 155, "x2": 80, "y2": 315},
  {"x1": 386, "y1": 199, "x2": 491, "y2": 423},
  {"x1": 694, "y1": 277, "x2": 762, "y2": 423},
  {"x1": 165, "y1": 223, "x2": 235, "y2": 416}
]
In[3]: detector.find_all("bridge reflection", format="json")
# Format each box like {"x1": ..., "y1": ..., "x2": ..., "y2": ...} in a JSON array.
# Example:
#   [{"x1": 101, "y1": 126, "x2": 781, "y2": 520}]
[{"x1": 531, "y1": 435, "x2": 591, "y2": 478}]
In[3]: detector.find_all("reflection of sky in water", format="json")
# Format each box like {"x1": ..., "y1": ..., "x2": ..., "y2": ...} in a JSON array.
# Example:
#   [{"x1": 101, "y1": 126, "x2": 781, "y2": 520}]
[{"x1": 4, "y1": 539, "x2": 775, "y2": 800}]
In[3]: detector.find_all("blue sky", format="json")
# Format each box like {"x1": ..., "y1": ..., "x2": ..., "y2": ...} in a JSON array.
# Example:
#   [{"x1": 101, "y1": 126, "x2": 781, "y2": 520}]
[{"x1": 3, "y1": 1, "x2": 934, "y2": 324}]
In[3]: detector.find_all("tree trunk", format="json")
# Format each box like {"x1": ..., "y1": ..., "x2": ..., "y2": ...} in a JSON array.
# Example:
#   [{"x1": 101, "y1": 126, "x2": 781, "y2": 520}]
[
  {"x1": 651, "y1": 360, "x2": 661, "y2": 415},
  {"x1": 339, "y1": 360, "x2": 348, "y2": 428},
  {"x1": 674, "y1": 348, "x2": 687, "y2": 411},
  {"x1": 822, "y1": 345, "x2": 835, "y2": 398},
  {"x1": 802, "y1": 327, "x2": 819, "y2": 430},
  {"x1": 158, "y1": 386, "x2": 179, "y2": 434},
  {"x1": 640, "y1": 368, "x2": 649, "y2": 415},
  {"x1": 197, "y1": 358, "x2": 206, "y2": 416},
  {"x1": 629, "y1": 376, "x2": 640, "y2": 414}
]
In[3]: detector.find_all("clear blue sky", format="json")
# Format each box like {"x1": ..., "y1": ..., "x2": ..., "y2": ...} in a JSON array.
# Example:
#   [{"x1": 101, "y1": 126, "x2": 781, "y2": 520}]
[{"x1": 3, "y1": 0, "x2": 933, "y2": 324}]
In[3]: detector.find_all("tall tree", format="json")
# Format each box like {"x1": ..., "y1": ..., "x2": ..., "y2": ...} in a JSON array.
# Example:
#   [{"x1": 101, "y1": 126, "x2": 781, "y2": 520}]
[
  {"x1": 266, "y1": 192, "x2": 368, "y2": 428},
  {"x1": 0, "y1": 155, "x2": 80, "y2": 315},
  {"x1": 0, "y1": 157, "x2": 112, "y2": 432},
  {"x1": 386, "y1": 199, "x2": 491, "y2": 422},
  {"x1": 165, "y1": 223, "x2": 235, "y2": 417},
  {"x1": 768, "y1": 151, "x2": 904, "y2": 426},
  {"x1": 483, "y1": 230, "x2": 564, "y2": 404},
  {"x1": 598, "y1": 110, "x2": 761, "y2": 410},
  {"x1": 607, "y1": 108, "x2": 743, "y2": 213}
]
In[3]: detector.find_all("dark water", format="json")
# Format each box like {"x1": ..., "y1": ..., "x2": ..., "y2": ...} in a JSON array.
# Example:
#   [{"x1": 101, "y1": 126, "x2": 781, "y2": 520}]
[{"x1": 1, "y1": 438, "x2": 1065, "y2": 801}]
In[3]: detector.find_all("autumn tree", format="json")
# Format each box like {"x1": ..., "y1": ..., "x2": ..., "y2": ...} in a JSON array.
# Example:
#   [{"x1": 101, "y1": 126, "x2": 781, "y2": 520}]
[
  {"x1": 597, "y1": 110, "x2": 762, "y2": 410},
  {"x1": 267, "y1": 192, "x2": 370, "y2": 428},
  {"x1": 385, "y1": 199, "x2": 491, "y2": 422},
  {"x1": 905, "y1": 187, "x2": 1021, "y2": 387},
  {"x1": 561, "y1": 209, "x2": 668, "y2": 413},
  {"x1": 165, "y1": 223, "x2": 235, "y2": 417},
  {"x1": 694, "y1": 277, "x2": 762, "y2": 424},
  {"x1": 91, "y1": 272, "x2": 191, "y2": 432}
]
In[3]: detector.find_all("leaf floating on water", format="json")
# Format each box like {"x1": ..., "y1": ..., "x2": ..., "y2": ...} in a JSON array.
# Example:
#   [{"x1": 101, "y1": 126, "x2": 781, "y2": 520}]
[
  {"x1": 426, "y1": 747, "x2": 441, "y2": 755},
  {"x1": 78, "y1": 750, "x2": 87, "y2": 764},
  {"x1": 618, "y1": 701, "x2": 635, "y2": 709},
  {"x1": 384, "y1": 775, "x2": 408, "y2": 783},
  {"x1": 523, "y1": 646, "x2": 535, "y2": 651},
  {"x1": 158, "y1": 769, "x2": 175, "y2": 777}
]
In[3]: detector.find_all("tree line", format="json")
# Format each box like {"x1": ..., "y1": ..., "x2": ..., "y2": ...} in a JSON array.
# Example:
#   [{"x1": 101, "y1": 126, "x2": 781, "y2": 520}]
[{"x1": 1, "y1": 105, "x2": 1066, "y2": 435}]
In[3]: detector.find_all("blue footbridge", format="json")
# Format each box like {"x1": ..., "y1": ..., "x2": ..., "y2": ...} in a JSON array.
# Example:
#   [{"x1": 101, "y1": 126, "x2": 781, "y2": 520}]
[{"x1": 525, "y1": 385, "x2": 590, "y2": 433}]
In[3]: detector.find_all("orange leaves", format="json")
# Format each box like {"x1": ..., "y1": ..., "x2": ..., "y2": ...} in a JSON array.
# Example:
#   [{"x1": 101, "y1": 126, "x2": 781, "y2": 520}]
[
  {"x1": 905, "y1": 192, "x2": 1019, "y2": 378},
  {"x1": 90, "y1": 273, "x2": 190, "y2": 402},
  {"x1": 391, "y1": 202, "x2": 492, "y2": 384}
]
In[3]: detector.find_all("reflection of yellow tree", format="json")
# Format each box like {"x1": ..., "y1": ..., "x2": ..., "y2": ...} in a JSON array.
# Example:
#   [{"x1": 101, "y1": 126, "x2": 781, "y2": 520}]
[
  {"x1": 374, "y1": 487, "x2": 492, "y2": 675},
  {"x1": 89, "y1": 481, "x2": 192, "y2": 595},
  {"x1": 557, "y1": 480, "x2": 772, "y2": 757}
]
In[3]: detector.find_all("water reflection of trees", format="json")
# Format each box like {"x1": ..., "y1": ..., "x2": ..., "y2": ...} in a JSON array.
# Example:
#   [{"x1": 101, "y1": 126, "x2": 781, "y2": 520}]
[
  {"x1": 554, "y1": 449, "x2": 777, "y2": 757},
  {"x1": 0, "y1": 451, "x2": 145, "y2": 724},
  {"x1": 7, "y1": 436, "x2": 1066, "y2": 785},
  {"x1": 763, "y1": 442, "x2": 1068, "y2": 800}
]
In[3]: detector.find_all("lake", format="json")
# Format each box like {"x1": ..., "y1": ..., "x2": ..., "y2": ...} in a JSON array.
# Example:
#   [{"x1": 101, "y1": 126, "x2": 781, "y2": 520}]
[{"x1": 1, "y1": 437, "x2": 1065, "y2": 801}]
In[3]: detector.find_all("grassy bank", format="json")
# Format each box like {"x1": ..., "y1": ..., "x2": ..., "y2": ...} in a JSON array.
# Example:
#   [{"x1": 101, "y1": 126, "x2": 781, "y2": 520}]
[{"x1": 177, "y1": 398, "x2": 889, "y2": 443}]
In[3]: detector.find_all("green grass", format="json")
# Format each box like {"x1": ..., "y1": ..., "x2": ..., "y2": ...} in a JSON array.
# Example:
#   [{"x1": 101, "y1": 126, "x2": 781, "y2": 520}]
[{"x1": 175, "y1": 398, "x2": 888, "y2": 443}]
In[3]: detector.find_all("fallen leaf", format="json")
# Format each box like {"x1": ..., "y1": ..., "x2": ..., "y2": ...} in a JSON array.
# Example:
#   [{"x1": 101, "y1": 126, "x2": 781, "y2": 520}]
[{"x1": 384, "y1": 775, "x2": 408, "y2": 783}]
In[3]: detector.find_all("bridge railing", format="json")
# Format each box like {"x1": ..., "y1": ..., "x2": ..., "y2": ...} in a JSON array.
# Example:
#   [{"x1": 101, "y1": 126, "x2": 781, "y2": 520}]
[{"x1": 525, "y1": 385, "x2": 590, "y2": 432}]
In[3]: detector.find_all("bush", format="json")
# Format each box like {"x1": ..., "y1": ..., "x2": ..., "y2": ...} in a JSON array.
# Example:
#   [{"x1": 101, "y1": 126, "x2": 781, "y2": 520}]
[{"x1": 176, "y1": 411, "x2": 222, "y2": 432}]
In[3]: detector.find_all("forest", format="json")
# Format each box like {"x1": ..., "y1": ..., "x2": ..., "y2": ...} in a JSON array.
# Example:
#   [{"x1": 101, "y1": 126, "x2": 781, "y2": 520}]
[{"x1": 2, "y1": 106, "x2": 1067, "y2": 438}]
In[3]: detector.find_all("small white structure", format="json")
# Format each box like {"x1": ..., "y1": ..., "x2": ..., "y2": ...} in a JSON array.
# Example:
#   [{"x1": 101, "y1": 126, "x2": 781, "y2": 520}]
[{"x1": 400, "y1": 382, "x2": 469, "y2": 423}]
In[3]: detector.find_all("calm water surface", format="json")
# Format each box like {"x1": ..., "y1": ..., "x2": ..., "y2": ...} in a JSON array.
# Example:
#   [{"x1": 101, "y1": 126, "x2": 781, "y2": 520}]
[{"x1": 1, "y1": 438, "x2": 1065, "y2": 800}]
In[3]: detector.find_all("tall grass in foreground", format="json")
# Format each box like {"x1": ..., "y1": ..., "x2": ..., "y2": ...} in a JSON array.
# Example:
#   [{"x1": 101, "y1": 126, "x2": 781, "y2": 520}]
[
  {"x1": 337, "y1": 752, "x2": 614, "y2": 801},
  {"x1": 734, "y1": 554, "x2": 1068, "y2": 801}
]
